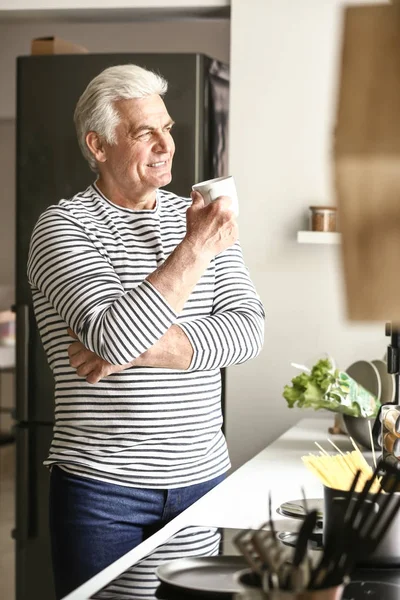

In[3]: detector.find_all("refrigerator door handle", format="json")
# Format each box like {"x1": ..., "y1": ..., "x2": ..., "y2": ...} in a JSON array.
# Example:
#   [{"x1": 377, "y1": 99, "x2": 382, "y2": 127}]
[
  {"x1": 15, "y1": 303, "x2": 30, "y2": 422},
  {"x1": 14, "y1": 426, "x2": 36, "y2": 542}
]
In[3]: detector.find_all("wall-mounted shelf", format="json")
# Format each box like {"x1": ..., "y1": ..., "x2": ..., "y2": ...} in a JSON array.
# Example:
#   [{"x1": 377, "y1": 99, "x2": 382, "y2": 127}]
[{"x1": 297, "y1": 231, "x2": 341, "y2": 245}]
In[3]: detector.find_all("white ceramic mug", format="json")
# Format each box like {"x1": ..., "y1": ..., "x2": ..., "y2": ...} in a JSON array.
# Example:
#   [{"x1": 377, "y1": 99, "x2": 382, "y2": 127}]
[{"x1": 192, "y1": 175, "x2": 239, "y2": 216}]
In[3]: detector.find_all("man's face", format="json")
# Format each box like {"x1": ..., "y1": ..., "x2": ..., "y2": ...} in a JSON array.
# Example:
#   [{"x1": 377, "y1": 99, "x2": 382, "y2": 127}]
[{"x1": 100, "y1": 94, "x2": 175, "y2": 198}]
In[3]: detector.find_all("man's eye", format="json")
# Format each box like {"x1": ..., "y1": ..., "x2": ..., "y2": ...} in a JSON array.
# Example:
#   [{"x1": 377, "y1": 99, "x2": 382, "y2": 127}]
[{"x1": 138, "y1": 131, "x2": 151, "y2": 139}]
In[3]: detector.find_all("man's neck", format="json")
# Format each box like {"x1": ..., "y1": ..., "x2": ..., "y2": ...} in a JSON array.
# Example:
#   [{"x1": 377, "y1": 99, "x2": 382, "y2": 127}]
[{"x1": 95, "y1": 178, "x2": 157, "y2": 211}]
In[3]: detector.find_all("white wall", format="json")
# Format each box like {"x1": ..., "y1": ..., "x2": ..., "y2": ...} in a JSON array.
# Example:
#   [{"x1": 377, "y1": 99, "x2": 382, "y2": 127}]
[{"x1": 226, "y1": 0, "x2": 388, "y2": 470}]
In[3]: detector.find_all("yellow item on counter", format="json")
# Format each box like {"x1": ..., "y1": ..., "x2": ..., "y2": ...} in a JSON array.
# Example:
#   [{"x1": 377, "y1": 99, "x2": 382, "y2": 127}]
[{"x1": 302, "y1": 439, "x2": 381, "y2": 494}]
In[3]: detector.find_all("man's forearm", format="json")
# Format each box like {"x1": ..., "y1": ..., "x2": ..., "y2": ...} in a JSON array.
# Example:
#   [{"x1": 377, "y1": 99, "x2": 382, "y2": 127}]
[
  {"x1": 133, "y1": 324, "x2": 193, "y2": 370},
  {"x1": 68, "y1": 324, "x2": 194, "y2": 384},
  {"x1": 146, "y1": 193, "x2": 237, "y2": 314},
  {"x1": 146, "y1": 240, "x2": 211, "y2": 314}
]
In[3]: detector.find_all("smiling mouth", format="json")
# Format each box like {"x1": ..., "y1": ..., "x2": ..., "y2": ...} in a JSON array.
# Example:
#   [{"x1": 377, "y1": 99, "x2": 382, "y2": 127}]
[{"x1": 148, "y1": 161, "x2": 167, "y2": 168}]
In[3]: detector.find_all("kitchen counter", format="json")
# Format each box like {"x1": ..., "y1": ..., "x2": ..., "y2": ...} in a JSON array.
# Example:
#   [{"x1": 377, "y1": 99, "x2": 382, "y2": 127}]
[{"x1": 63, "y1": 417, "x2": 367, "y2": 600}]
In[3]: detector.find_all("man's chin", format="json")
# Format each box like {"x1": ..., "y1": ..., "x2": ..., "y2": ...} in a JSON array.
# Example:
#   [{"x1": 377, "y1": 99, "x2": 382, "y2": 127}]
[{"x1": 156, "y1": 172, "x2": 172, "y2": 187}]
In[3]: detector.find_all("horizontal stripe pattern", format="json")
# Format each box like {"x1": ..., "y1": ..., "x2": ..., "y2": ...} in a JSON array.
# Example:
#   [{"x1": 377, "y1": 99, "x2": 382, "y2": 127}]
[
  {"x1": 92, "y1": 526, "x2": 221, "y2": 599},
  {"x1": 27, "y1": 184, "x2": 264, "y2": 488}
]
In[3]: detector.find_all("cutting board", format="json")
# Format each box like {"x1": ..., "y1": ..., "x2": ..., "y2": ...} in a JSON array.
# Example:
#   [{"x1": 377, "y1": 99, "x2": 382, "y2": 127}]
[{"x1": 334, "y1": 4, "x2": 400, "y2": 324}]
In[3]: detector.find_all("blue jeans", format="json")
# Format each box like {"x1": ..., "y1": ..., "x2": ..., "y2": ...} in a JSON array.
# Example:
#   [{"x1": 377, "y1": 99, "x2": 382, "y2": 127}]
[{"x1": 49, "y1": 466, "x2": 226, "y2": 599}]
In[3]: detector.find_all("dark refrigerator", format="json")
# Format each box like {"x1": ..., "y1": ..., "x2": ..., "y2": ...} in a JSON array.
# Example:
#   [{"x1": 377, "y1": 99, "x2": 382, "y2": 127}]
[{"x1": 14, "y1": 53, "x2": 229, "y2": 600}]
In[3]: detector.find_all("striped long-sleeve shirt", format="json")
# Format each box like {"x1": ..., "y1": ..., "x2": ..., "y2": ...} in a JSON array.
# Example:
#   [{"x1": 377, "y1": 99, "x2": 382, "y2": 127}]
[{"x1": 27, "y1": 183, "x2": 265, "y2": 488}]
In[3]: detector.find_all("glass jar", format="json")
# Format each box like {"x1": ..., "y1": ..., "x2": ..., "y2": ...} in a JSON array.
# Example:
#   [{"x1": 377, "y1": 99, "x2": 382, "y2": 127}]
[
  {"x1": 382, "y1": 406, "x2": 400, "y2": 438},
  {"x1": 383, "y1": 432, "x2": 400, "y2": 456},
  {"x1": 309, "y1": 206, "x2": 337, "y2": 232}
]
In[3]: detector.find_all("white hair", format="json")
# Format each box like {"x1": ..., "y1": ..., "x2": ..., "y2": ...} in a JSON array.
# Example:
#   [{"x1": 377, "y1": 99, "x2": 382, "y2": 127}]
[{"x1": 74, "y1": 64, "x2": 168, "y2": 172}]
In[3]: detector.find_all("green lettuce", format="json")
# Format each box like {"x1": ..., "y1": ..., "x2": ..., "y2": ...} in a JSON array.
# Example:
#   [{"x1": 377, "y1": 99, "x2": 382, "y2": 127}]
[{"x1": 283, "y1": 358, "x2": 380, "y2": 418}]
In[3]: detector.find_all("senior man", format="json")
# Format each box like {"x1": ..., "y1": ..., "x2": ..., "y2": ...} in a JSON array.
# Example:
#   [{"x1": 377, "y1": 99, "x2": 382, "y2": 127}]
[{"x1": 27, "y1": 63, "x2": 265, "y2": 598}]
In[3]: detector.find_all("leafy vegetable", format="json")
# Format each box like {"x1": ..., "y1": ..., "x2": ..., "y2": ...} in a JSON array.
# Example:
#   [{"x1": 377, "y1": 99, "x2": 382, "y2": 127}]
[{"x1": 283, "y1": 358, "x2": 380, "y2": 418}]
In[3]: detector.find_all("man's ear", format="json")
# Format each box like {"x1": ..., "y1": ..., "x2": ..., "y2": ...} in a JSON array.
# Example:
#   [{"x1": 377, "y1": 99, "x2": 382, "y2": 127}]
[{"x1": 85, "y1": 131, "x2": 107, "y2": 164}]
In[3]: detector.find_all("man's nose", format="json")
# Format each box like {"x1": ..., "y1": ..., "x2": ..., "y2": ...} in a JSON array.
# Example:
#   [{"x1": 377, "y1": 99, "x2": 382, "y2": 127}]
[{"x1": 154, "y1": 132, "x2": 172, "y2": 152}]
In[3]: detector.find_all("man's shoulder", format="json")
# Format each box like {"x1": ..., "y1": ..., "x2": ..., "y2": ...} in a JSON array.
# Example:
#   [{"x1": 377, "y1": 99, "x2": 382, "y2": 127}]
[
  {"x1": 58, "y1": 185, "x2": 99, "y2": 211},
  {"x1": 37, "y1": 185, "x2": 99, "y2": 223},
  {"x1": 158, "y1": 188, "x2": 191, "y2": 213}
]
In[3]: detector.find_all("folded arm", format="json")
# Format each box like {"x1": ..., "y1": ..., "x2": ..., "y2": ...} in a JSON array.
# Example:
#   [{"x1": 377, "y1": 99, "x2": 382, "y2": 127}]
[
  {"x1": 67, "y1": 241, "x2": 264, "y2": 382},
  {"x1": 67, "y1": 324, "x2": 193, "y2": 383},
  {"x1": 178, "y1": 241, "x2": 265, "y2": 371}
]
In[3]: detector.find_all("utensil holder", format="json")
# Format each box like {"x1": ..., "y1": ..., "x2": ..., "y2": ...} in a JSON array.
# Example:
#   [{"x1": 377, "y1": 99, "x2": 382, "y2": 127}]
[
  {"x1": 323, "y1": 485, "x2": 400, "y2": 566},
  {"x1": 235, "y1": 569, "x2": 344, "y2": 599}
]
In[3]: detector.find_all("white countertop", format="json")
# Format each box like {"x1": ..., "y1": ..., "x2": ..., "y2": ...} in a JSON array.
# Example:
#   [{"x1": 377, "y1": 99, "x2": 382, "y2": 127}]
[{"x1": 63, "y1": 416, "x2": 366, "y2": 600}]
